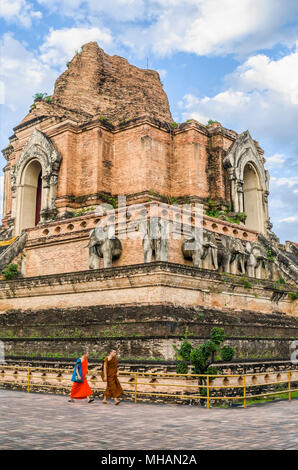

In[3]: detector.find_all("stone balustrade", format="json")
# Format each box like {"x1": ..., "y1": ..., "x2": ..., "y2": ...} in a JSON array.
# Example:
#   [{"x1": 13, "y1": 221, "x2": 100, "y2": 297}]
[{"x1": 1, "y1": 365, "x2": 297, "y2": 404}]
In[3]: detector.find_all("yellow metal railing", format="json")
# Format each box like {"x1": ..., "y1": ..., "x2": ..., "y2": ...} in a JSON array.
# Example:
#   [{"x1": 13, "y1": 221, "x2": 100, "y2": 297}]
[{"x1": 0, "y1": 365, "x2": 297, "y2": 408}]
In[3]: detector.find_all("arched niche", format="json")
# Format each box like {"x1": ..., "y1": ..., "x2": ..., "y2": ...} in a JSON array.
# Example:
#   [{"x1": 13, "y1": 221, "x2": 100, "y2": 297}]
[
  {"x1": 243, "y1": 163, "x2": 263, "y2": 232},
  {"x1": 12, "y1": 129, "x2": 62, "y2": 235},
  {"x1": 223, "y1": 130, "x2": 269, "y2": 234},
  {"x1": 17, "y1": 159, "x2": 42, "y2": 231}
]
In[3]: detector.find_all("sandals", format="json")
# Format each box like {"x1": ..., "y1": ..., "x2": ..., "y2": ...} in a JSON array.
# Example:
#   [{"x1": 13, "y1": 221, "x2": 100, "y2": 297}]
[
  {"x1": 115, "y1": 400, "x2": 120, "y2": 405},
  {"x1": 88, "y1": 398, "x2": 94, "y2": 403}
]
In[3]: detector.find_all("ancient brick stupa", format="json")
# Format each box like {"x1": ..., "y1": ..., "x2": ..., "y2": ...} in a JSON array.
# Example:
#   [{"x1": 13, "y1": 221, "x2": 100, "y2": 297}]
[{"x1": 0, "y1": 42, "x2": 297, "y2": 362}]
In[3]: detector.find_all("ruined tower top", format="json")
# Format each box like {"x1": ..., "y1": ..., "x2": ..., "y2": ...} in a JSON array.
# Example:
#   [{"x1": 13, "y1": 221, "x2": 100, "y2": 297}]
[{"x1": 21, "y1": 42, "x2": 173, "y2": 126}]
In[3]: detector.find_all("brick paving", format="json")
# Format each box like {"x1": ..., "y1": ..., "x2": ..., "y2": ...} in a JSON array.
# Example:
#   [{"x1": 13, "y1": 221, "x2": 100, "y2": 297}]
[{"x1": 0, "y1": 389, "x2": 297, "y2": 450}]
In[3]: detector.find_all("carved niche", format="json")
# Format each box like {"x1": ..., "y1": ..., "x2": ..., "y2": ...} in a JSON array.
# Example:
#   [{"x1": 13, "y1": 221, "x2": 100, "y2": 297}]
[
  {"x1": 12, "y1": 128, "x2": 62, "y2": 233},
  {"x1": 223, "y1": 130, "x2": 269, "y2": 234}
]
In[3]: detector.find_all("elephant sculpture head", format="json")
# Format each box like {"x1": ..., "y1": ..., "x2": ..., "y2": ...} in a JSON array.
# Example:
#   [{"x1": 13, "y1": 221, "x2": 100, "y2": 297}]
[
  {"x1": 182, "y1": 227, "x2": 206, "y2": 268},
  {"x1": 141, "y1": 217, "x2": 170, "y2": 262},
  {"x1": 218, "y1": 234, "x2": 246, "y2": 274},
  {"x1": 88, "y1": 225, "x2": 122, "y2": 269}
]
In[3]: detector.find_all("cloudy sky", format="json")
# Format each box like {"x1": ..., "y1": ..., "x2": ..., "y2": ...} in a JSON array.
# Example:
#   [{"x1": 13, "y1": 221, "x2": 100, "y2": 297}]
[{"x1": 0, "y1": 0, "x2": 298, "y2": 242}]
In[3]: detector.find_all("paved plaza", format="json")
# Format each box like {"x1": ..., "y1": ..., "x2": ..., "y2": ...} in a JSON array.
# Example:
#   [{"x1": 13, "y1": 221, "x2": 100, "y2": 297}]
[{"x1": 0, "y1": 389, "x2": 297, "y2": 450}]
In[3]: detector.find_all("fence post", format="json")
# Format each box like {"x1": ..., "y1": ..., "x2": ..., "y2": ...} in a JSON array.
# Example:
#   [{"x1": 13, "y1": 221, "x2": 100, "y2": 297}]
[
  {"x1": 134, "y1": 373, "x2": 137, "y2": 404},
  {"x1": 207, "y1": 375, "x2": 210, "y2": 409},
  {"x1": 27, "y1": 367, "x2": 30, "y2": 393},
  {"x1": 243, "y1": 376, "x2": 246, "y2": 408},
  {"x1": 288, "y1": 372, "x2": 291, "y2": 401}
]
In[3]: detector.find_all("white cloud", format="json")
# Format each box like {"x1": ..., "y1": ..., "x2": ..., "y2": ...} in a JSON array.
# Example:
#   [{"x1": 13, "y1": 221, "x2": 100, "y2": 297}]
[
  {"x1": 228, "y1": 46, "x2": 298, "y2": 105},
  {"x1": 271, "y1": 177, "x2": 298, "y2": 188},
  {"x1": 0, "y1": 33, "x2": 57, "y2": 101},
  {"x1": 36, "y1": 0, "x2": 298, "y2": 58},
  {"x1": 156, "y1": 69, "x2": 167, "y2": 80},
  {"x1": 179, "y1": 43, "x2": 298, "y2": 152},
  {"x1": 265, "y1": 153, "x2": 286, "y2": 169},
  {"x1": 1, "y1": 0, "x2": 42, "y2": 28},
  {"x1": 0, "y1": 33, "x2": 58, "y2": 177},
  {"x1": 37, "y1": 0, "x2": 146, "y2": 22},
  {"x1": 177, "y1": 43, "x2": 298, "y2": 243},
  {"x1": 278, "y1": 215, "x2": 298, "y2": 223},
  {"x1": 39, "y1": 27, "x2": 113, "y2": 67}
]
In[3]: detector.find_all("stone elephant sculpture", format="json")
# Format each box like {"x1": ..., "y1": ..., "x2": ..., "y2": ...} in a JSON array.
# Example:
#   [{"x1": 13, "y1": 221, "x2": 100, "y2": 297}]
[
  {"x1": 88, "y1": 226, "x2": 122, "y2": 269},
  {"x1": 203, "y1": 230, "x2": 218, "y2": 270},
  {"x1": 140, "y1": 217, "x2": 170, "y2": 263},
  {"x1": 245, "y1": 241, "x2": 270, "y2": 279},
  {"x1": 217, "y1": 235, "x2": 246, "y2": 274},
  {"x1": 181, "y1": 228, "x2": 212, "y2": 268}
]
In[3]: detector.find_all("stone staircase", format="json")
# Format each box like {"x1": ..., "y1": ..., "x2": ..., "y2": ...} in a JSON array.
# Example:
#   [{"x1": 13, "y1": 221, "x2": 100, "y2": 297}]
[{"x1": 0, "y1": 232, "x2": 27, "y2": 271}]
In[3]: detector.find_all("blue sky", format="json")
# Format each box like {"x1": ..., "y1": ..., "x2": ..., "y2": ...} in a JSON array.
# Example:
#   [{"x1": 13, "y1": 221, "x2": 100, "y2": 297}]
[{"x1": 0, "y1": 0, "x2": 298, "y2": 242}]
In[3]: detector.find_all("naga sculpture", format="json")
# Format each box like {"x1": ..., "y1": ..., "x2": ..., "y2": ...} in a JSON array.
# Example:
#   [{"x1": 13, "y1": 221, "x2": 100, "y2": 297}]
[{"x1": 88, "y1": 225, "x2": 122, "y2": 269}]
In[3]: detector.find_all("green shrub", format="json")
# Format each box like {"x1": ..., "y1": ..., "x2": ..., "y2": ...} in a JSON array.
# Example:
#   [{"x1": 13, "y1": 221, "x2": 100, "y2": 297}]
[
  {"x1": 33, "y1": 92, "x2": 48, "y2": 101},
  {"x1": 1, "y1": 263, "x2": 19, "y2": 280},
  {"x1": 220, "y1": 345, "x2": 235, "y2": 362},
  {"x1": 289, "y1": 291, "x2": 298, "y2": 301},
  {"x1": 176, "y1": 361, "x2": 188, "y2": 374}
]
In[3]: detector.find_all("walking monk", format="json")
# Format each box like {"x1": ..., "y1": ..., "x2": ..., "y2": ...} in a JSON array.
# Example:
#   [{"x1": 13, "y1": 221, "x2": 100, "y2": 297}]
[
  {"x1": 102, "y1": 349, "x2": 123, "y2": 405},
  {"x1": 69, "y1": 350, "x2": 94, "y2": 403}
]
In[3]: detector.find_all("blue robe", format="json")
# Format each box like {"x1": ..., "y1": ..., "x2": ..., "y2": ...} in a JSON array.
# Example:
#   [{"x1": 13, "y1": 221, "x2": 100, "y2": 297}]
[{"x1": 71, "y1": 358, "x2": 83, "y2": 383}]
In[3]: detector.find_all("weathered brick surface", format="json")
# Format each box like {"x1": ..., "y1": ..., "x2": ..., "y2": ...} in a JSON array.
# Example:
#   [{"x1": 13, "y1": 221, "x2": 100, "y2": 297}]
[
  {"x1": 21, "y1": 42, "x2": 172, "y2": 126},
  {"x1": 0, "y1": 263, "x2": 296, "y2": 315}
]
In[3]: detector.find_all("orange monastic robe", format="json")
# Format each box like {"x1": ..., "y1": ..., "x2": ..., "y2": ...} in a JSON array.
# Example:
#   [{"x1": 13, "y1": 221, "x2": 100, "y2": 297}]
[
  {"x1": 104, "y1": 356, "x2": 123, "y2": 398},
  {"x1": 70, "y1": 357, "x2": 93, "y2": 399}
]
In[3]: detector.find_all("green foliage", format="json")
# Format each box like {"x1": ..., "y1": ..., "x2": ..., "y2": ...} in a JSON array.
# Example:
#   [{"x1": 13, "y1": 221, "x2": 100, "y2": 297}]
[
  {"x1": 173, "y1": 327, "x2": 234, "y2": 377},
  {"x1": 176, "y1": 362, "x2": 189, "y2": 374},
  {"x1": 205, "y1": 199, "x2": 246, "y2": 224},
  {"x1": 166, "y1": 196, "x2": 179, "y2": 205},
  {"x1": 220, "y1": 345, "x2": 235, "y2": 362},
  {"x1": 171, "y1": 122, "x2": 178, "y2": 127},
  {"x1": 108, "y1": 196, "x2": 117, "y2": 208},
  {"x1": 33, "y1": 92, "x2": 48, "y2": 101},
  {"x1": 207, "y1": 119, "x2": 217, "y2": 125},
  {"x1": 240, "y1": 277, "x2": 252, "y2": 289},
  {"x1": 277, "y1": 277, "x2": 285, "y2": 285},
  {"x1": 206, "y1": 199, "x2": 221, "y2": 218},
  {"x1": 173, "y1": 328, "x2": 192, "y2": 362},
  {"x1": 71, "y1": 206, "x2": 96, "y2": 217},
  {"x1": 44, "y1": 96, "x2": 52, "y2": 103},
  {"x1": 266, "y1": 249, "x2": 275, "y2": 261},
  {"x1": 210, "y1": 327, "x2": 226, "y2": 345},
  {"x1": 289, "y1": 291, "x2": 298, "y2": 301},
  {"x1": 1, "y1": 263, "x2": 19, "y2": 280}
]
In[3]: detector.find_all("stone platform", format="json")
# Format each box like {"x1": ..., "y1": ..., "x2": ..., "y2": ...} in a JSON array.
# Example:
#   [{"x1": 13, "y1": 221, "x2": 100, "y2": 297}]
[{"x1": 0, "y1": 262, "x2": 297, "y2": 360}]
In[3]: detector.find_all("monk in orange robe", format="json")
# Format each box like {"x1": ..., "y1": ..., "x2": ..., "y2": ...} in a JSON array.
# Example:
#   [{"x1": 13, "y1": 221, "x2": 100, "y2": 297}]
[
  {"x1": 69, "y1": 351, "x2": 94, "y2": 403},
  {"x1": 102, "y1": 349, "x2": 123, "y2": 405}
]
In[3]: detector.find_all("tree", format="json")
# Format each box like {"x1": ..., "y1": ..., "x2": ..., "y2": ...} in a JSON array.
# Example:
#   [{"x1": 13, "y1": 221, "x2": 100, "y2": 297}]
[{"x1": 173, "y1": 327, "x2": 235, "y2": 404}]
